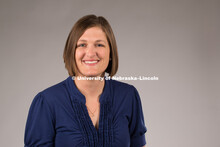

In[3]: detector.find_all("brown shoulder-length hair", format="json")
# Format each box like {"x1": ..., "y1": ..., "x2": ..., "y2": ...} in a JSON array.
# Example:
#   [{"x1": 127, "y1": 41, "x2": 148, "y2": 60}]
[{"x1": 63, "y1": 14, "x2": 118, "y2": 77}]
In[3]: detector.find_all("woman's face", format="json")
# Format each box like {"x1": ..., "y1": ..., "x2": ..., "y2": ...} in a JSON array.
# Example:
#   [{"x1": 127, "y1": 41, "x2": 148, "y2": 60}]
[{"x1": 75, "y1": 27, "x2": 110, "y2": 77}]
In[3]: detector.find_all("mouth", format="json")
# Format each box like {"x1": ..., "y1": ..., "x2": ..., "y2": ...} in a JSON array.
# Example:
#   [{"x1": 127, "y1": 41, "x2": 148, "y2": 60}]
[{"x1": 82, "y1": 60, "x2": 100, "y2": 66}]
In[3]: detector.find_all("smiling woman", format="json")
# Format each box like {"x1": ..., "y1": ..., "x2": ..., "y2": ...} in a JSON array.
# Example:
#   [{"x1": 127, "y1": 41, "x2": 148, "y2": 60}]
[
  {"x1": 24, "y1": 15, "x2": 147, "y2": 147},
  {"x1": 75, "y1": 27, "x2": 110, "y2": 77}
]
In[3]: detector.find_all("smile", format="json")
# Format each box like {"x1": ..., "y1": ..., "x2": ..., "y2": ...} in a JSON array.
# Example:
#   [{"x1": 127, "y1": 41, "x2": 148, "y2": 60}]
[{"x1": 83, "y1": 60, "x2": 99, "y2": 66}]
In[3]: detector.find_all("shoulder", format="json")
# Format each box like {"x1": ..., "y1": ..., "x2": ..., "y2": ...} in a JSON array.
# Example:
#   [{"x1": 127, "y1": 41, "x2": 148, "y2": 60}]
[
  {"x1": 41, "y1": 79, "x2": 66, "y2": 97},
  {"x1": 109, "y1": 79, "x2": 137, "y2": 95},
  {"x1": 108, "y1": 79, "x2": 143, "y2": 118},
  {"x1": 32, "y1": 79, "x2": 68, "y2": 107},
  {"x1": 108, "y1": 79, "x2": 139, "y2": 104}
]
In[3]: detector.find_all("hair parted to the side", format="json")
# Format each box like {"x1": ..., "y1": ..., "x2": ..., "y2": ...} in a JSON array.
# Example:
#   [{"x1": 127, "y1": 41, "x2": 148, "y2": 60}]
[{"x1": 63, "y1": 14, "x2": 118, "y2": 77}]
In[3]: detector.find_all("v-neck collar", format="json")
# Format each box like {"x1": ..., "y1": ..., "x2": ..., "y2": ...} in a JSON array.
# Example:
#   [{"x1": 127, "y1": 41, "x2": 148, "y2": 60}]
[{"x1": 65, "y1": 76, "x2": 110, "y2": 104}]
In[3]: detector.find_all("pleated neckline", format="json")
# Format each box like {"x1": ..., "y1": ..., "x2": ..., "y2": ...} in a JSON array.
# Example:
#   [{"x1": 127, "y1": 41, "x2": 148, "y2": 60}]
[{"x1": 65, "y1": 76, "x2": 113, "y2": 147}]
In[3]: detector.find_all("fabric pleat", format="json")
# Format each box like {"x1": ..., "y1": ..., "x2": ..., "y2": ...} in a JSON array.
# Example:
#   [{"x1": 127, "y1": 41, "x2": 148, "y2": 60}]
[{"x1": 71, "y1": 98, "x2": 113, "y2": 147}]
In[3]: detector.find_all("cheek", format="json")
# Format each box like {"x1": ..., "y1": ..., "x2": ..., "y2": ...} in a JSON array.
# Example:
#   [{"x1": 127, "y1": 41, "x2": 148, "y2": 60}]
[
  {"x1": 99, "y1": 49, "x2": 110, "y2": 60},
  {"x1": 75, "y1": 50, "x2": 84, "y2": 62}
]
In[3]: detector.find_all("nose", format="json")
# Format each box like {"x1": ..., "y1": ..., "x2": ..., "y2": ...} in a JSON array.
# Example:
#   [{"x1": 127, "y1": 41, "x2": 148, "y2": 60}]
[{"x1": 86, "y1": 45, "x2": 96, "y2": 58}]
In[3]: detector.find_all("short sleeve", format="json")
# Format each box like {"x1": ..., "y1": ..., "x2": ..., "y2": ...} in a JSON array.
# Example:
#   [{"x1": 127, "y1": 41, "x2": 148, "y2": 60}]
[
  {"x1": 24, "y1": 92, "x2": 55, "y2": 147},
  {"x1": 129, "y1": 86, "x2": 147, "y2": 147}
]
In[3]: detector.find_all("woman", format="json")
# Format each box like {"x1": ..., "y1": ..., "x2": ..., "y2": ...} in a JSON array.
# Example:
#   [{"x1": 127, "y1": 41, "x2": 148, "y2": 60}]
[{"x1": 25, "y1": 14, "x2": 147, "y2": 147}]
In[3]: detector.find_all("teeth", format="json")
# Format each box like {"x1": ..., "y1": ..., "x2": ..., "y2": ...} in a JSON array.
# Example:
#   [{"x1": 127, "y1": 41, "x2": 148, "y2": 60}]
[{"x1": 84, "y1": 61, "x2": 98, "y2": 64}]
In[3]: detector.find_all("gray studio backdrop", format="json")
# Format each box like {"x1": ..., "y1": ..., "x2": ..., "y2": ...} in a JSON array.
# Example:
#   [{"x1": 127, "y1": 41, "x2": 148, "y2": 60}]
[{"x1": 0, "y1": 0, "x2": 219, "y2": 147}]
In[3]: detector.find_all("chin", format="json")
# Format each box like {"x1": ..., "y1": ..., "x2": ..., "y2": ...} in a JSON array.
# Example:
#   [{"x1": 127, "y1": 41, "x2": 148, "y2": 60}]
[
  {"x1": 83, "y1": 71, "x2": 105, "y2": 77},
  {"x1": 86, "y1": 74, "x2": 102, "y2": 77},
  {"x1": 79, "y1": 72, "x2": 100, "y2": 77}
]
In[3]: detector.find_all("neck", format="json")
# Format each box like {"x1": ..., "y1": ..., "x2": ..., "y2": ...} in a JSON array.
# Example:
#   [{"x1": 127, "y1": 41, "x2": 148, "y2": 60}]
[{"x1": 74, "y1": 75, "x2": 105, "y2": 101}]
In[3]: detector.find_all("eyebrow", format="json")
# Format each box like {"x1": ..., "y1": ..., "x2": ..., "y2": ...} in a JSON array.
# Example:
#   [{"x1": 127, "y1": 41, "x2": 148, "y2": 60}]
[
  {"x1": 96, "y1": 40, "x2": 106, "y2": 43},
  {"x1": 78, "y1": 39, "x2": 107, "y2": 44}
]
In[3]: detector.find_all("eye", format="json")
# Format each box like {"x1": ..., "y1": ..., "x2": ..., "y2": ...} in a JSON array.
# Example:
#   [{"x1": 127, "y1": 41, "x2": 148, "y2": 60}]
[
  {"x1": 96, "y1": 44, "x2": 104, "y2": 47},
  {"x1": 77, "y1": 43, "x2": 86, "y2": 48}
]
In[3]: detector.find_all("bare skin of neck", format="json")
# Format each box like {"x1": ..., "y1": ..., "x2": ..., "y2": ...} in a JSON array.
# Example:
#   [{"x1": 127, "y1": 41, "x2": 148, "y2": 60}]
[{"x1": 74, "y1": 76, "x2": 105, "y2": 101}]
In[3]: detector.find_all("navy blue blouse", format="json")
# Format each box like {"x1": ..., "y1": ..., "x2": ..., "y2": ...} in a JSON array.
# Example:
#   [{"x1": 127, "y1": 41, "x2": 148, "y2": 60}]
[{"x1": 24, "y1": 76, "x2": 147, "y2": 147}]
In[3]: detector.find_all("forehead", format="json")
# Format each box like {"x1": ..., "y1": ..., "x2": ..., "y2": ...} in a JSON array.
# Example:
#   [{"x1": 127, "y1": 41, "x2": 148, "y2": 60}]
[{"x1": 78, "y1": 27, "x2": 107, "y2": 41}]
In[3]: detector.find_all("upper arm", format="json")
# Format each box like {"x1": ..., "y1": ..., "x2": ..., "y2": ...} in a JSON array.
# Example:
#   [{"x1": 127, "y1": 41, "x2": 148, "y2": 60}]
[
  {"x1": 129, "y1": 86, "x2": 147, "y2": 147},
  {"x1": 24, "y1": 92, "x2": 55, "y2": 146}
]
